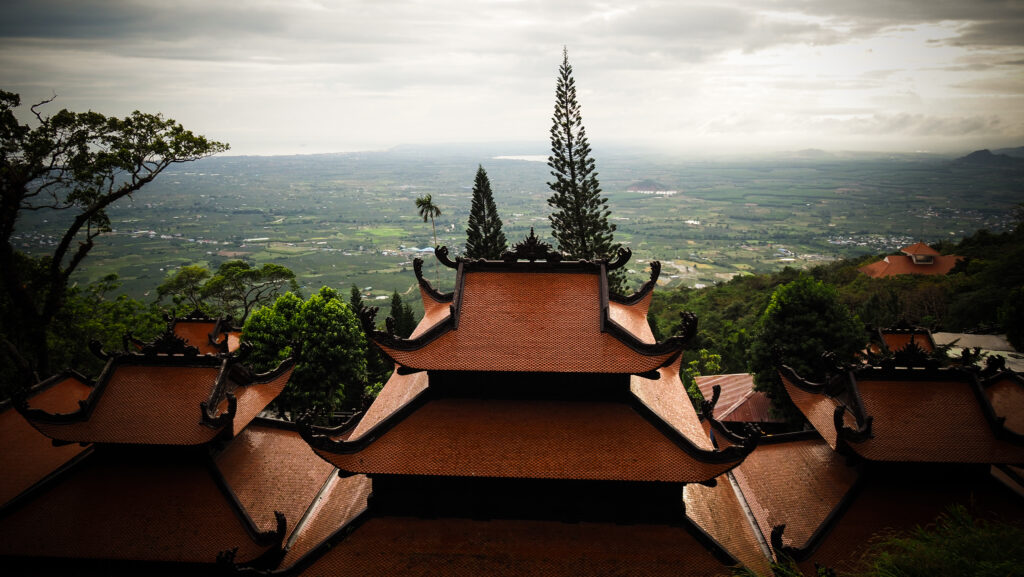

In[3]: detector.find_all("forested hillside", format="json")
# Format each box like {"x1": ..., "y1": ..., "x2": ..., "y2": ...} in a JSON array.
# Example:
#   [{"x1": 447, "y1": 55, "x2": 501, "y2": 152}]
[{"x1": 650, "y1": 208, "x2": 1024, "y2": 375}]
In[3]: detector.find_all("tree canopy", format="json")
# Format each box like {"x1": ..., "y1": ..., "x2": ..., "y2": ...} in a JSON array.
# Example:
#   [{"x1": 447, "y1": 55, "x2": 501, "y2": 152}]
[
  {"x1": 242, "y1": 287, "x2": 368, "y2": 419},
  {"x1": 0, "y1": 90, "x2": 228, "y2": 382},
  {"x1": 465, "y1": 165, "x2": 507, "y2": 259},
  {"x1": 545, "y1": 48, "x2": 623, "y2": 291},
  {"x1": 748, "y1": 274, "x2": 865, "y2": 422}
]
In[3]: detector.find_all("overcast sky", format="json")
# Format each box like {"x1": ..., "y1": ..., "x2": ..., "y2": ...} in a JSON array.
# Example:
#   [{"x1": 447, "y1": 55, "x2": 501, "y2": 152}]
[{"x1": 3, "y1": 0, "x2": 1023, "y2": 156}]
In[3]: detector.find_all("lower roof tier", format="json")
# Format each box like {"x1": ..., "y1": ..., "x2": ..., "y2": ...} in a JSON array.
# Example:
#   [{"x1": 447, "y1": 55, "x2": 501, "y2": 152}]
[
  {"x1": 292, "y1": 515, "x2": 740, "y2": 577},
  {"x1": 302, "y1": 362, "x2": 754, "y2": 483}
]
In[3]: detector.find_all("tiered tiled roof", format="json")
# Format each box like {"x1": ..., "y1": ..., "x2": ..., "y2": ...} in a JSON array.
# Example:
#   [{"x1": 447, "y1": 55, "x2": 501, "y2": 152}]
[
  {"x1": 302, "y1": 359, "x2": 754, "y2": 482},
  {"x1": 370, "y1": 238, "x2": 691, "y2": 374},
  {"x1": 780, "y1": 363, "x2": 1024, "y2": 464},
  {"x1": 0, "y1": 372, "x2": 92, "y2": 511},
  {"x1": 712, "y1": 430, "x2": 1024, "y2": 571},
  {"x1": 291, "y1": 516, "x2": 740, "y2": 577},
  {"x1": 16, "y1": 333, "x2": 293, "y2": 445}
]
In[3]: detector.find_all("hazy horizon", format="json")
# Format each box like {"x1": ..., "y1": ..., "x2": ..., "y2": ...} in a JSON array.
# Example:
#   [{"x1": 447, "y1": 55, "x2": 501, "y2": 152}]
[{"x1": 4, "y1": 1, "x2": 1023, "y2": 157}]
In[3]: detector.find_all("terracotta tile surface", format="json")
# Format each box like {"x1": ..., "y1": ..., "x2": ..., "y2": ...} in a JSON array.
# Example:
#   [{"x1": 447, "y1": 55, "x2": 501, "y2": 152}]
[
  {"x1": 28, "y1": 365, "x2": 224, "y2": 446},
  {"x1": 0, "y1": 454, "x2": 272, "y2": 564},
  {"x1": 281, "y1": 474, "x2": 371, "y2": 568},
  {"x1": 348, "y1": 369, "x2": 429, "y2": 440},
  {"x1": 685, "y1": 475, "x2": 773, "y2": 575},
  {"x1": 985, "y1": 376, "x2": 1024, "y2": 434},
  {"x1": 697, "y1": 374, "x2": 785, "y2": 423},
  {"x1": 296, "y1": 516, "x2": 736, "y2": 577},
  {"x1": 318, "y1": 397, "x2": 733, "y2": 481},
  {"x1": 172, "y1": 321, "x2": 221, "y2": 354},
  {"x1": 410, "y1": 286, "x2": 451, "y2": 339},
  {"x1": 232, "y1": 368, "x2": 294, "y2": 436},
  {"x1": 803, "y1": 473, "x2": 1024, "y2": 574},
  {"x1": 852, "y1": 378, "x2": 1024, "y2": 463},
  {"x1": 730, "y1": 437, "x2": 858, "y2": 554},
  {"x1": 377, "y1": 272, "x2": 677, "y2": 373},
  {"x1": 631, "y1": 361, "x2": 715, "y2": 451},
  {"x1": 782, "y1": 374, "x2": 842, "y2": 448},
  {"x1": 0, "y1": 376, "x2": 91, "y2": 507},
  {"x1": 608, "y1": 294, "x2": 655, "y2": 344},
  {"x1": 26, "y1": 374, "x2": 93, "y2": 414},
  {"x1": 901, "y1": 242, "x2": 941, "y2": 256},
  {"x1": 215, "y1": 424, "x2": 335, "y2": 539}
]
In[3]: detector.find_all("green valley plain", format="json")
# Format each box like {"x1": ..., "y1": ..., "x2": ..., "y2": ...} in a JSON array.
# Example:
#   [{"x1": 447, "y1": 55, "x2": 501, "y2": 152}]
[{"x1": 14, "y1": 144, "x2": 1023, "y2": 316}]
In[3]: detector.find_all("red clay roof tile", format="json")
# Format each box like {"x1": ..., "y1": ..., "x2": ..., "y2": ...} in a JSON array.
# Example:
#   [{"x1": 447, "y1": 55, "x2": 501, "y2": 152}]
[
  {"x1": 0, "y1": 375, "x2": 91, "y2": 508},
  {"x1": 215, "y1": 423, "x2": 336, "y2": 542},
  {"x1": 850, "y1": 378, "x2": 1024, "y2": 463},
  {"x1": 376, "y1": 271, "x2": 678, "y2": 373},
  {"x1": 730, "y1": 435, "x2": 858, "y2": 556},
  {"x1": 25, "y1": 363, "x2": 227, "y2": 446},
  {"x1": 697, "y1": 374, "x2": 786, "y2": 424},
  {"x1": 0, "y1": 453, "x2": 277, "y2": 564},
  {"x1": 171, "y1": 320, "x2": 222, "y2": 355},
  {"x1": 312, "y1": 396, "x2": 738, "y2": 482},
  {"x1": 280, "y1": 474, "x2": 371, "y2": 568},
  {"x1": 295, "y1": 516, "x2": 738, "y2": 577},
  {"x1": 685, "y1": 475, "x2": 773, "y2": 575}
]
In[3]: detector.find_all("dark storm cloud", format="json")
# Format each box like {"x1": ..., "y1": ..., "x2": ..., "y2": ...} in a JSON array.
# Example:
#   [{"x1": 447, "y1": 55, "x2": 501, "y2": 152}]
[{"x1": 772, "y1": 0, "x2": 1024, "y2": 47}]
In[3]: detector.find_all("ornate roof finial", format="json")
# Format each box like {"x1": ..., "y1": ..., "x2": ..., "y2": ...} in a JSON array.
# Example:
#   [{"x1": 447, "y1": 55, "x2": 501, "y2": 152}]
[{"x1": 501, "y1": 228, "x2": 562, "y2": 263}]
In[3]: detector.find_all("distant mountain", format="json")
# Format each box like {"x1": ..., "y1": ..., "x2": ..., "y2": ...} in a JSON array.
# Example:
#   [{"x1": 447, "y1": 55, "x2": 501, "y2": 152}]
[
  {"x1": 993, "y1": 146, "x2": 1024, "y2": 158},
  {"x1": 951, "y1": 149, "x2": 1024, "y2": 168},
  {"x1": 627, "y1": 179, "x2": 671, "y2": 191}
]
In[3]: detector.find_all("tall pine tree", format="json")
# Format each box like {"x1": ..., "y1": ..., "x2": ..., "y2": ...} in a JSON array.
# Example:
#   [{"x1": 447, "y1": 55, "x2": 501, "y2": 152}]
[
  {"x1": 546, "y1": 48, "x2": 624, "y2": 291},
  {"x1": 465, "y1": 165, "x2": 508, "y2": 259}
]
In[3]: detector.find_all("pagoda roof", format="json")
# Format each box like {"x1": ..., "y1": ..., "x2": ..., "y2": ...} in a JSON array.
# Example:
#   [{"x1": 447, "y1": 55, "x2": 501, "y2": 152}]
[
  {"x1": 16, "y1": 333, "x2": 293, "y2": 446},
  {"x1": 300, "y1": 359, "x2": 756, "y2": 483},
  {"x1": 877, "y1": 325, "x2": 936, "y2": 354},
  {"x1": 130, "y1": 309, "x2": 242, "y2": 355},
  {"x1": 0, "y1": 417, "x2": 372, "y2": 571},
  {"x1": 276, "y1": 515, "x2": 742, "y2": 577},
  {"x1": 0, "y1": 448, "x2": 285, "y2": 567},
  {"x1": 717, "y1": 431, "x2": 1024, "y2": 570},
  {"x1": 0, "y1": 371, "x2": 92, "y2": 510},
  {"x1": 780, "y1": 363, "x2": 1024, "y2": 464},
  {"x1": 369, "y1": 239, "x2": 690, "y2": 374}
]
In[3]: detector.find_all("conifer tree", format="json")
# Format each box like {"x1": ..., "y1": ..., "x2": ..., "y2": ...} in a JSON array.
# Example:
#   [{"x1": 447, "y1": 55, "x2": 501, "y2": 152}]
[
  {"x1": 465, "y1": 165, "x2": 508, "y2": 259},
  {"x1": 546, "y1": 48, "x2": 624, "y2": 291}
]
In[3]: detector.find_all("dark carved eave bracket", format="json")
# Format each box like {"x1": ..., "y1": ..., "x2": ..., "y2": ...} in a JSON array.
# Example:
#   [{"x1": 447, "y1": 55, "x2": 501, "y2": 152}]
[
  {"x1": 413, "y1": 257, "x2": 454, "y2": 302},
  {"x1": 699, "y1": 384, "x2": 765, "y2": 450},
  {"x1": 501, "y1": 228, "x2": 562, "y2": 263},
  {"x1": 609, "y1": 260, "x2": 660, "y2": 305},
  {"x1": 833, "y1": 405, "x2": 874, "y2": 446},
  {"x1": 15, "y1": 357, "x2": 120, "y2": 426},
  {"x1": 297, "y1": 387, "x2": 429, "y2": 457}
]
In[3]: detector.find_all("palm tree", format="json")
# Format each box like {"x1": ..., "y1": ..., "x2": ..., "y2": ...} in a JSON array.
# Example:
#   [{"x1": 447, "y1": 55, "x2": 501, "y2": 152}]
[{"x1": 415, "y1": 194, "x2": 442, "y2": 249}]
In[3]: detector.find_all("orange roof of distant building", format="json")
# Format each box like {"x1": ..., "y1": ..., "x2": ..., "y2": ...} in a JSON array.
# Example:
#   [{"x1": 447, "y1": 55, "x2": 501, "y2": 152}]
[
  {"x1": 858, "y1": 243, "x2": 961, "y2": 278},
  {"x1": 901, "y1": 242, "x2": 941, "y2": 256},
  {"x1": 780, "y1": 364, "x2": 1024, "y2": 464},
  {"x1": 17, "y1": 337, "x2": 293, "y2": 446}
]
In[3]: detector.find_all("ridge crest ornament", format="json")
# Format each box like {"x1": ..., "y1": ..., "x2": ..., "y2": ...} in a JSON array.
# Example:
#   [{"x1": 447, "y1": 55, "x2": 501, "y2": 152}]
[{"x1": 501, "y1": 228, "x2": 562, "y2": 263}]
